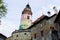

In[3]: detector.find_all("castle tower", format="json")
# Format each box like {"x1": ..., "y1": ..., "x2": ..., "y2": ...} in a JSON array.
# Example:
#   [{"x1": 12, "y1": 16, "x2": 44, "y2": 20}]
[{"x1": 19, "y1": 4, "x2": 32, "y2": 30}]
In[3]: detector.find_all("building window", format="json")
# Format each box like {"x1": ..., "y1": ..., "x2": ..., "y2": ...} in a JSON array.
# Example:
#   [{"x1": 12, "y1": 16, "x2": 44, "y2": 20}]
[
  {"x1": 31, "y1": 37, "x2": 32, "y2": 40},
  {"x1": 27, "y1": 16, "x2": 29, "y2": 19},
  {"x1": 16, "y1": 35, "x2": 18, "y2": 37},
  {"x1": 41, "y1": 31, "x2": 43, "y2": 37},
  {"x1": 34, "y1": 34, "x2": 36, "y2": 39},
  {"x1": 15, "y1": 39, "x2": 18, "y2": 40},
  {"x1": 24, "y1": 33, "x2": 27, "y2": 35},
  {"x1": 15, "y1": 39, "x2": 16, "y2": 40}
]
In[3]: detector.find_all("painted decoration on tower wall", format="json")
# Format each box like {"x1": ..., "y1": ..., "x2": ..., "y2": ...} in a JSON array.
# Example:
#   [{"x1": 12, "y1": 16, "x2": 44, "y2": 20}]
[
  {"x1": 21, "y1": 14, "x2": 32, "y2": 20},
  {"x1": 20, "y1": 19, "x2": 31, "y2": 29},
  {"x1": 20, "y1": 14, "x2": 32, "y2": 29}
]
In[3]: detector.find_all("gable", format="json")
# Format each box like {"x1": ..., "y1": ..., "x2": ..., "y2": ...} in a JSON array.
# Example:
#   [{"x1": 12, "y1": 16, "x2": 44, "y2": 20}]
[{"x1": 54, "y1": 10, "x2": 60, "y2": 23}]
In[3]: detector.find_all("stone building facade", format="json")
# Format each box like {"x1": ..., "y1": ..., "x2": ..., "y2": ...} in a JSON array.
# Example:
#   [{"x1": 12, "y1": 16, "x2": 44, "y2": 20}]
[
  {"x1": 7, "y1": 3, "x2": 60, "y2": 40},
  {"x1": 7, "y1": 11, "x2": 60, "y2": 40},
  {"x1": 54, "y1": 10, "x2": 60, "y2": 31},
  {"x1": 28, "y1": 11, "x2": 60, "y2": 40},
  {"x1": 7, "y1": 30, "x2": 31, "y2": 40}
]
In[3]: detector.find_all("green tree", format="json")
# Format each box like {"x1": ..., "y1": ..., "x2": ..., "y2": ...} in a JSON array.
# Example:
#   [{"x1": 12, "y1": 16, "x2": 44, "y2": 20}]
[
  {"x1": 0, "y1": 0, "x2": 7, "y2": 18},
  {"x1": 0, "y1": 0, "x2": 7, "y2": 25}
]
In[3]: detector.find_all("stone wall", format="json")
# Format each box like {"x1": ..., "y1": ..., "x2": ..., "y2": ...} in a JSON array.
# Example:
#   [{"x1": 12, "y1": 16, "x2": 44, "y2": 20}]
[{"x1": 7, "y1": 30, "x2": 31, "y2": 40}]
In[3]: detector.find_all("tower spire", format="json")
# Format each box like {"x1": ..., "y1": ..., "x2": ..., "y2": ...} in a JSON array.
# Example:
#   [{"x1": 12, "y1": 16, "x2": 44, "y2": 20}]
[
  {"x1": 22, "y1": 2, "x2": 32, "y2": 15},
  {"x1": 19, "y1": 2, "x2": 32, "y2": 30},
  {"x1": 26, "y1": 0, "x2": 31, "y2": 9}
]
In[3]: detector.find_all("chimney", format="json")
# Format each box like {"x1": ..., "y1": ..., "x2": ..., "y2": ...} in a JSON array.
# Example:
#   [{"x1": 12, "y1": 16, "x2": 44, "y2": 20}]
[{"x1": 53, "y1": 6, "x2": 58, "y2": 14}]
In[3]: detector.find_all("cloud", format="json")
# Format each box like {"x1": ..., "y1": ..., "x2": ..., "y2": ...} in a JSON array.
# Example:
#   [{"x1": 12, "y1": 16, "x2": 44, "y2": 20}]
[{"x1": 0, "y1": 19, "x2": 18, "y2": 37}]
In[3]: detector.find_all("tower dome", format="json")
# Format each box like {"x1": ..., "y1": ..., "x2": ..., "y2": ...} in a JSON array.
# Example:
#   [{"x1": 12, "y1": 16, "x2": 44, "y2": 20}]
[{"x1": 22, "y1": 4, "x2": 32, "y2": 15}]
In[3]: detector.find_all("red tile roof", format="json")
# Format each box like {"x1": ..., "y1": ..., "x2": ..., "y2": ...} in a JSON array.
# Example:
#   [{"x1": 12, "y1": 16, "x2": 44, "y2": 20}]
[{"x1": 32, "y1": 15, "x2": 45, "y2": 24}]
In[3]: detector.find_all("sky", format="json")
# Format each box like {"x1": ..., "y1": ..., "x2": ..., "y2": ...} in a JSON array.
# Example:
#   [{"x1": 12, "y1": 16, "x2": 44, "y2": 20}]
[{"x1": 0, "y1": 0, "x2": 60, "y2": 37}]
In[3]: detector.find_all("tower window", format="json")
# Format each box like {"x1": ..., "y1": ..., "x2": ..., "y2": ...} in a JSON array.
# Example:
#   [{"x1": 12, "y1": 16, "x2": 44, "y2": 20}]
[{"x1": 27, "y1": 16, "x2": 29, "y2": 19}]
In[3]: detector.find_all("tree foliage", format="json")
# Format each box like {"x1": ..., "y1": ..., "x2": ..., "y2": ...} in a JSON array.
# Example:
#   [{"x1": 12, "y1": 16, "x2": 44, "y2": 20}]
[{"x1": 0, "y1": 0, "x2": 7, "y2": 18}]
